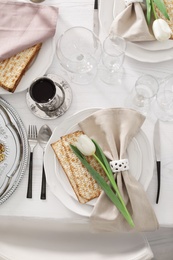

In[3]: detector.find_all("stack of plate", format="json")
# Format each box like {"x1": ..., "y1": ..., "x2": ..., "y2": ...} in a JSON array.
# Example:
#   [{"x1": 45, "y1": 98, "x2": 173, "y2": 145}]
[
  {"x1": 44, "y1": 108, "x2": 154, "y2": 217},
  {"x1": 99, "y1": 0, "x2": 173, "y2": 63},
  {"x1": 0, "y1": 97, "x2": 29, "y2": 204}
]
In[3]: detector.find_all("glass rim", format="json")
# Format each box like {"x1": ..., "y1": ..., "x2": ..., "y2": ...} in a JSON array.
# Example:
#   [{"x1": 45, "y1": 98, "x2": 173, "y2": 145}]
[
  {"x1": 103, "y1": 35, "x2": 126, "y2": 57},
  {"x1": 56, "y1": 26, "x2": 102, "y2": 62},
  {"x1": 135, "y1": 74, "x2": 159, "y2": 98}
]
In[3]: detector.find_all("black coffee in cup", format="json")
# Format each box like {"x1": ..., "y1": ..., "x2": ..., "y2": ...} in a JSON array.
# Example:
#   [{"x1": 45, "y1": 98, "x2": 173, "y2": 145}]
[{"x1": 29, "y1": 78, "x2": 56, "y2": 103}]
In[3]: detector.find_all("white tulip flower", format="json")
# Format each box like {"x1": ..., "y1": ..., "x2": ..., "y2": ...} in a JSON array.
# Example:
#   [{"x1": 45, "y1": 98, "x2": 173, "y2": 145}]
[
  {"x1": 152, "y1": 19, "x2": 172, "y2": 41},
  {"x1": 75, "y1": 134, "x2": 96, "y2": 156}
]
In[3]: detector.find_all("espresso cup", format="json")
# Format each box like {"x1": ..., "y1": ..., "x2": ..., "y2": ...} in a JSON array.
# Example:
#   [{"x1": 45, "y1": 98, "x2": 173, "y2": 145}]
[{"x1": 29, "y1": 77, "x2": 65, "y2": 112}]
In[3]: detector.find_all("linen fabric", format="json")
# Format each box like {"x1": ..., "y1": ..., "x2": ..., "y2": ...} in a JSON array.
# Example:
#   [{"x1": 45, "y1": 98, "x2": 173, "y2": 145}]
[
  {"x1": 110, "y1": 0, "x2": 155, "y2": 41},
  {"x1": 79, "y1": 108, "x2": 159, "y2": 232},
  {"x1": 0, "y1": 1, "x2": 58, "y2": 61}
]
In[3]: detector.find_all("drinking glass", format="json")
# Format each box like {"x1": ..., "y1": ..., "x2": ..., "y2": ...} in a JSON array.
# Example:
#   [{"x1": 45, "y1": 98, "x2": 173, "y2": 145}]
[
  {"x1": 126, "y1": 74, "x2": 159, "y2": 115},
  {"x1": 56, "y1": 26, "x2": 102, "y2": 84},
  {"x1": 153, "y1": 75, "x2": 173, "y2": 121},
  {"x1": 157, "y1": 90, "x2": 173, "y2": 114},
  {"x1": 99, "y1": 35, "x2": 126, "y2": 85}
]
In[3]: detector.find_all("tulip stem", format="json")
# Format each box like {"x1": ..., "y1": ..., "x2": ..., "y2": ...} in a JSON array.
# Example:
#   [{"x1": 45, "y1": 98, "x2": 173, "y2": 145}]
[
  {"x1": 151, "y1": 0, "x2": 158, "y2": 19},
  {"x1": 92, "y1": 153, "x2": 130, "y2": 215}
]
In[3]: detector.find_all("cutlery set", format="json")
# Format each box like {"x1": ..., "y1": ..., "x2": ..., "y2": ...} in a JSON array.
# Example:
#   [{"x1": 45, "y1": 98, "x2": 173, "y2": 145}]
[
  {"x1": 26, "y1": 124, "x2": 52, "y2": 200},
  {"x1": 26, "y1": 121, "x2": 162, "y2": 203}
]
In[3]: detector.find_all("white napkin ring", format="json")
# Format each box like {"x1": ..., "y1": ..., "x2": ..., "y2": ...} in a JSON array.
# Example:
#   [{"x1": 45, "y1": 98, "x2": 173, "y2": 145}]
[
  {"x1": 124, "y1": 0, "x2": 143, "y2": 6},
  {"x1": 109, "y1": 159, "x2": 129, "y2": 173}
]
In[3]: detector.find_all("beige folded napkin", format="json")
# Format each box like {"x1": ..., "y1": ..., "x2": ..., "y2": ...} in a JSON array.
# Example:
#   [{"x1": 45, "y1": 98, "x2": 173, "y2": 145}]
[
  {"x1": 0, "y1": 1, "x2": 58, "y2": 61},
  {"x1": 79, "y1": 108, "x2": 159, "y2": 232},
  {"x1": 110, "y1": 0, "x2": 155, "y2": 42}
]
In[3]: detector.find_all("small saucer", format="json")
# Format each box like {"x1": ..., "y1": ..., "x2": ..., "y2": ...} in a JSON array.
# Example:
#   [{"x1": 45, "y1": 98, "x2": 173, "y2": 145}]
[{"x1": 26, "y1": 74, "x2": 72, "y2": 120}]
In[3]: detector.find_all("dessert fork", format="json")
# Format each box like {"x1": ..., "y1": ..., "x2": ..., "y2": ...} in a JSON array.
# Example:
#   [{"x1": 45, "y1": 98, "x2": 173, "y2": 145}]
[{"x1": 26, "y1": 125, "x2": 38, "y2": 198}]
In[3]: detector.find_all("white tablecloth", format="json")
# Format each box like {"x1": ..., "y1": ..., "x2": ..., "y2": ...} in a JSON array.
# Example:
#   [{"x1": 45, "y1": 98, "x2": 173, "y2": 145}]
[{"x1": 0, "y1": 0, "x2": 173, "y2": 259}]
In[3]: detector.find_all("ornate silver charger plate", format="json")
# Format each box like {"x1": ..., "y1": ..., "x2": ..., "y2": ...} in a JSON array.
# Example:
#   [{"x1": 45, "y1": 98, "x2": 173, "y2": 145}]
[
  {"x1": 26, "y1": 74, "x2": 73, "y2": 120},
  {"x1": 0, "y1": 97, "x2": 29, "y2": 204}
]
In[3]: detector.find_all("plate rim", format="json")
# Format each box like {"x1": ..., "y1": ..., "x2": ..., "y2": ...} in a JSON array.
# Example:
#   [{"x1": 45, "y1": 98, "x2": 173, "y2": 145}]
[
  {"x1": 99, "y1": 0, "x2": 173, "y2": 62},
  {"x1": 0, "y1": 35, "x2": 56, "y2": 95},
  {"x1": 55, "y1": 121, "x2": 143, "y2": 205},
  {"x1": 0, "y1": 117, "x2": 21, "y2": 187},
  {"x1": 44, "y1": 108, "x2": 154, "y2": 217},
  {"x1": 0, "y1": 97, "x2": 29, "y2": 204}
]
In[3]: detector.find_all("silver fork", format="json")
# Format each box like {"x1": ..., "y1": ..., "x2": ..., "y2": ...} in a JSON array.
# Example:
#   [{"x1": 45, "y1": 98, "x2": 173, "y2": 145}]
[{"x1": 26, "y1": 125, "x2": 38, "y2": 198}]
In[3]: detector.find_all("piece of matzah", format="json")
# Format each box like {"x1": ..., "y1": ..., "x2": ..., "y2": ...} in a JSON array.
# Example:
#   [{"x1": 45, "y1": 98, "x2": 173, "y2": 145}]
[
  {"x1": 0, "y1": 43, "x2": 42, "y2": 92},
  {"x1": 51, "y1": 131, "x2": 108, "y2": 204}
]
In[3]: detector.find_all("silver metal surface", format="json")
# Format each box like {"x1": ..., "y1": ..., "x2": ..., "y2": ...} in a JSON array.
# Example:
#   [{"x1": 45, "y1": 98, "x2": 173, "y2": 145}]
[
  {"x1": 38, "y1": 125, "x2": 52, "y2": 152},
  {"x1": 0, "y1": 97, "x2": 29, "y2": 204},
  {"x1": 26, "y1": 74, "x2": 73, "y2": 120},
  {"x1": 28, "y1": 125, "x2": 38, "y2": 153},
  {"x1": 38, "y1": 125, "x2": 52, "y2": 200},
  {"x1": 154, "y1": 120, "x2": 161, "y2": 161},
  {"x1": 0, "y1": 105, "x2": 22, "y2": 196},
  {"x1": 26, "y1": 125, "x2": 38, "y2": 199}
]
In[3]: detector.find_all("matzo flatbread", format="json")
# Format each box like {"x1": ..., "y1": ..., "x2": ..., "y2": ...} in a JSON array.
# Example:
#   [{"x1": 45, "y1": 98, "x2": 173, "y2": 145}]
[
  {"x1": 51, "y1": 131, "x2": 108, "y2": 204},
  {"x1": 0, "y1": 43, "x2": 42, "y2": 92}
]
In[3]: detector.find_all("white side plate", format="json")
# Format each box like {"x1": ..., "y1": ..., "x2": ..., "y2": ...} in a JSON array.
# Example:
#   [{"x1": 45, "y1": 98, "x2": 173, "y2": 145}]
[{"x1": 0, "y1": 36, "x2": 56, "y2": 95}]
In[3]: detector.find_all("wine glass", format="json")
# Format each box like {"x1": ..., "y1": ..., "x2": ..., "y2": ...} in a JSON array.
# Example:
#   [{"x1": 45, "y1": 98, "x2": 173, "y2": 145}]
[
  {"x1": 126, "y1": 74, "x2": 159, "y2": 115},
  {"x1": 56, "y1": 26, "x2": 102, "y2": 84},
  {"x1": 153, "y1": 74, "x2": 173, "y2": 121},
  {"x1": 99, "y1": 35, "x2": 126, "y2": 85}
]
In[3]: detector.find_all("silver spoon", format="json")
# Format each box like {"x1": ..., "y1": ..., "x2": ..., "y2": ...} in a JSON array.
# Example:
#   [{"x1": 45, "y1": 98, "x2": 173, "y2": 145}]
[{"x1": 38, "y1": 124, "x2": 52, "y2": 200}]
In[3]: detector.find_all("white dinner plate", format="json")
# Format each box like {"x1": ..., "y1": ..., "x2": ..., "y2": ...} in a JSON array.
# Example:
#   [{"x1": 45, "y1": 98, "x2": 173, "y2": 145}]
[
  {"x1": 0, "y1": 106, "x2": 21, "y2": 188},
  {"x1": 126, "y1": 42, "x2": 173, "y2": 63},
  {"x1": 55, "y1": 121, "x2": 142, "y2": 206},
  {"x1": 0, "y1": 36, "x2": 56, "y2": 95},
  {"x1": 0, "y1": 97, "x2": 29, "y2": 204},
  {"x1": 44, "y1": 108, "x2": 154, "y2": 217},
  {"x1": 99, "y1": 0, "x2": 173, "y2": 62},
  {"x1": 129, "y1": 40, "x2": 173, "y2": 52}
]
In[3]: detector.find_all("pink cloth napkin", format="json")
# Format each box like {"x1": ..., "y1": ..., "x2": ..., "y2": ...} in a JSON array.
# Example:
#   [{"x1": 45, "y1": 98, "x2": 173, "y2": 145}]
[{"x1": 0, "y1": 1, "x2": 58, "y2": 61}]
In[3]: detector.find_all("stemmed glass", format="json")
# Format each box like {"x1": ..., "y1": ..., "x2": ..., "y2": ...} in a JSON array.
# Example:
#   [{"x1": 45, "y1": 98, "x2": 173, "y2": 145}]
[
  {"x1": 125, "y1": 74, "x2": 159, "y2": 115},
  {"x1": 56, "y1": 26, "x2": 102, "y2": 84},
  {"x1": 99, "y1": 35, "x2": 126, "y2": 85},
  {"x1": 153, "y1": 75, "x2": 173, "y2": 121}
]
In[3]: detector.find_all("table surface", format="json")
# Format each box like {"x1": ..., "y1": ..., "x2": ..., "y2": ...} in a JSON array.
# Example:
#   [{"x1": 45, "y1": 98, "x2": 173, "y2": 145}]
[{"x1": 1, "y1": 0, "x2": 173, "y2": 259}]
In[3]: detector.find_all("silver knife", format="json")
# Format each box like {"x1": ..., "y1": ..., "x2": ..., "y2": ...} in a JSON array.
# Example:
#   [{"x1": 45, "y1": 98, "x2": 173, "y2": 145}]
[
  {"x1": 154, "y1": 119, "x2": 161, "y2": 204},
  {"x1": 93, "y1": 0, "x2": 99, "y2": 37}
]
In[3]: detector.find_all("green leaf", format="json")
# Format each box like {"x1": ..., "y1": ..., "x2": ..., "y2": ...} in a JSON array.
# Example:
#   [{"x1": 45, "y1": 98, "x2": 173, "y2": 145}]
[
  {"x1": 154, "y1": 0, "x2": 170, "y2": 20},
  {"x1": 146, "y1": 0, "x2": 152, "y2": 24},
  {"x1": 70, "y1": 144, "x2": 134, "y2": 227},
  {"x1": 92, "y1": 140, "x2": 126, "y2": 204},
  {"x1": 70, "y1": 144, "x2": 85, "y2": 160},
  {"x1": 92, "y1": 139, "x2": 113, "y2": 178}
]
